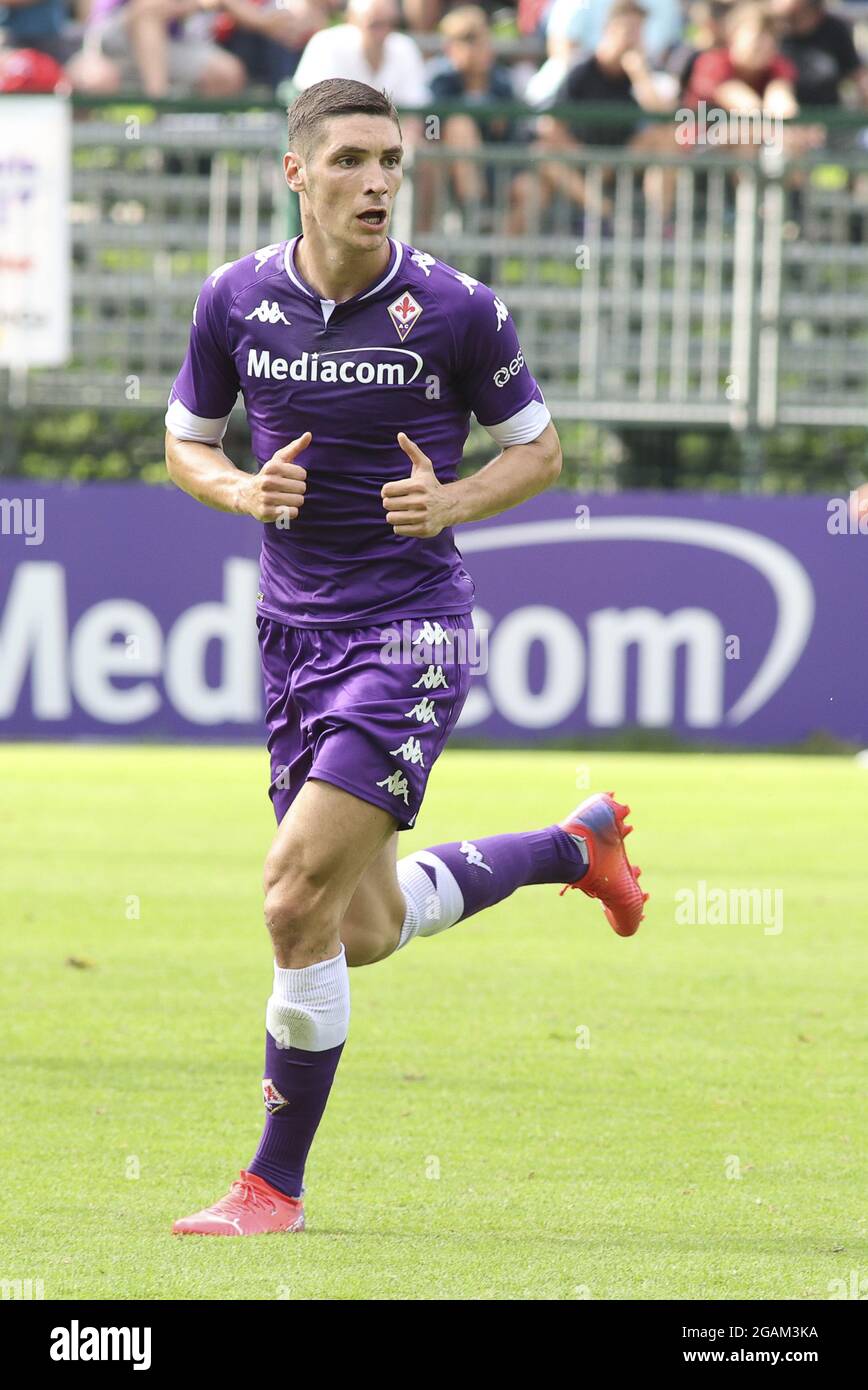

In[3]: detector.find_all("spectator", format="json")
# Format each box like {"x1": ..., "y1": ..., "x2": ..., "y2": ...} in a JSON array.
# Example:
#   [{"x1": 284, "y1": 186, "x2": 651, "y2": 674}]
[
  {"x1": 509, "y1": 0, "x2": 673, "y2": 229},
  {"x1": 402, "y1": 0, "x2": 442, "y2": 32},
  {"x1": 0, "y1": 0, "x2": 79, "y2": 64},
  {"x1": 292, "y1": 0, "x2": 429, "y2": 106},
  {"x1": 427, "y1": 5, "x2": 517, "y2": 216},
  {"x1": 769, "y1": 0, "x2": 867, "y2": 107},
  {"x1": 665, "y1": 0, "x2": 735, "y2": 97},
  {"x1": 546, "y1": 0, "x2": 683, "y2": 67},
  {"x1": 210, "y1": 0, "x2": 325, "y2": 92},
  {"x1": 429, "y1": 6, "x2": 515, "y2": 135},
  {"x1": 67, "y1": 0, "x2": 247, "y2": 96},
  {"x1": 680, "y1": 7, "x2": 829, "y2": 169},
  {"x1": 526, "y1": 0, "x2": 682, "y2": 106},
  {"x1": 683, "y1": 4, "x2": 798, "y2": 117},
  {"x1": 550, "y1": 0, "x2": 669, "y2": 145}
]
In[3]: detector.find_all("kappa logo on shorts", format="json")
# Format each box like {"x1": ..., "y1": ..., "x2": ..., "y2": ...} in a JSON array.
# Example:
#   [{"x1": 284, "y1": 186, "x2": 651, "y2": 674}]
[
  {"x1": 388, "y1": 291, "x2": 423, "y2": 341},
  {"x1": 376, "y1": 770, "x2": 411, "y2": 805},
  {"x1": 413, "y1": 664, "x2": 449, "y2": 691},
  {"x1": 413, "y1": 621, "x2": 452, "y2": 646},
  {"x1": 389, "y1": 736, "x2": 426, "y2": 767},
  {"x1": 263, "y1": 1079, "x2": 289, "y2": 1113},
  {"x1": 404, "y1": 696, "x2": 439, "y2": 726}
]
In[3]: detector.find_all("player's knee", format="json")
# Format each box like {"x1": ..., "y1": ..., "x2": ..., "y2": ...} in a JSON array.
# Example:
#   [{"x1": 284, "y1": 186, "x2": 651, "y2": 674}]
[{"x1": 263, "y1": 865, "x2": 334, "y2": 950}]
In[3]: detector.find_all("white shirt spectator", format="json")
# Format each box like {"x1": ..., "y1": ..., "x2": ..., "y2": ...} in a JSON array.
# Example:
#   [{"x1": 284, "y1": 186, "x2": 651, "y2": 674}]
[{"x1": 293, "y1": 23, "x2": 430, "y2": 105}]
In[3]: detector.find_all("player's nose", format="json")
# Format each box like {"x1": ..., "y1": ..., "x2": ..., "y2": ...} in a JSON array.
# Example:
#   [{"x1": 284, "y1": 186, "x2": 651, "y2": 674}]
[{"x1": 364, "y1": 169, "x2": 390, "y2": 198}]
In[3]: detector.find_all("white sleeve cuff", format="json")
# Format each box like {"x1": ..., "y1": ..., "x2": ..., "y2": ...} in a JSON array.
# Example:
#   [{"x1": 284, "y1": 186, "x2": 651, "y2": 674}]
[
  {"x1": 165, "y1": 396, "x2": 233, "y2": 445},
  {"x1": 479, "y1": 398, "x2": 552, "y2": 447}
]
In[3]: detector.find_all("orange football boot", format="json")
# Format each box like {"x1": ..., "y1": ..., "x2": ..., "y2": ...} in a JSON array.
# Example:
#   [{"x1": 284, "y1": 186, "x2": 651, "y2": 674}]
[
  {"x1": 172, "y1": 1170, "x2": 305, "y2": 1237},
  {"x1": 560, "y1": 791, "x2": 648, "y2": 937}
]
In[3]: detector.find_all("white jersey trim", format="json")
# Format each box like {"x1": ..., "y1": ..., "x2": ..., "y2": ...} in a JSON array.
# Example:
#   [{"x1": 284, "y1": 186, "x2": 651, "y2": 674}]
[
  {"x1": 165, "y1": 397, "x2": 232, "y2": 445},
  {"x1": 283, "y1": 235, "x2": 307, "y2": 296},
  {"x1": 283, "y1": 236, "x2": 403, "y2": 302},
  {"x1": 480, "y1": 398, "x2": 552, "y2": 447},
  {"x1": 360, "y1": 239, "x2": 403, "y2": 299}
]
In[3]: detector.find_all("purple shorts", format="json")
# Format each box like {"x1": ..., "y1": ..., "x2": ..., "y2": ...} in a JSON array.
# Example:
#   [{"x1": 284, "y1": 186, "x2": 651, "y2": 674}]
[{"x1": 257, "y1": 613, "x2": 475, "y2": 830}]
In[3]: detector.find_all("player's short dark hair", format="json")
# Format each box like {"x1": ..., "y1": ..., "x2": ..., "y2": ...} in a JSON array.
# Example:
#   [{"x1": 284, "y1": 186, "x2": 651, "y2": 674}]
[{"x1": 286, "y1": 80, "x2": 402, "y2": 158}]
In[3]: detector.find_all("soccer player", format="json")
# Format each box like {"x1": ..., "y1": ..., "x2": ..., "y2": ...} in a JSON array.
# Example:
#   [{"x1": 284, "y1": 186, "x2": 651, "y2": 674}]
[{"x1": 166, "y1": 78, "x2": 647, "y2": 1236}]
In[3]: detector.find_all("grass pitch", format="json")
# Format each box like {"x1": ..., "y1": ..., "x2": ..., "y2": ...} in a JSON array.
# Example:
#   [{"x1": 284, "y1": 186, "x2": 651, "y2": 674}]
[{"x1": 1, "y1": 745, "x2": 866, "y2": 1301}]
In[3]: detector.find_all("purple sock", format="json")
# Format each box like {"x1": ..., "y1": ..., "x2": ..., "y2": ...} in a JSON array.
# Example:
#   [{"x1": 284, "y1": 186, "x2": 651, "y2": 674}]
[
  {"x1": 420, "y1": 825, "x2": 587, "y2": 922},
  {"x1": 248, "y1": 1032, "x2": 344, "y2": 1200}
]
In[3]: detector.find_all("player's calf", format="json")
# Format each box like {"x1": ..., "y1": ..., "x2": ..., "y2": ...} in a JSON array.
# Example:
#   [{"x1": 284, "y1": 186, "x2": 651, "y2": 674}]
[{"x1": 338, "y1": 839, "x2": 406, "y2": 966}]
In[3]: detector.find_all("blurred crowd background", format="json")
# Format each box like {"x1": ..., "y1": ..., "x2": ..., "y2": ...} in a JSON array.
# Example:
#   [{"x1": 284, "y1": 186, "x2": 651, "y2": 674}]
[
  {"x1": 2, "y1": 0, "x2": 867, "y2": 128},
  {"x1": 2, "y1": 0, "x2": 868, "y2": 493}
]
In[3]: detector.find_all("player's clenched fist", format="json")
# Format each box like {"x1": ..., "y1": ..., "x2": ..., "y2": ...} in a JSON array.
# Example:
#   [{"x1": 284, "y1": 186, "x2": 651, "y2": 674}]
[
  {"x1": 381, "y1": 433, "x2": 455, "y2": 538},
  {"x1": 239, "y1": 433, "x2": 311, "y2": 524}
]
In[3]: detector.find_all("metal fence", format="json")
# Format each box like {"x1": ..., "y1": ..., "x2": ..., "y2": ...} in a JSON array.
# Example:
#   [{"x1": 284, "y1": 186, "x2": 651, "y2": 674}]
[
  {"x1": 3, "y1": 101, "x2": 868, "y2": 439},
  {"x1": 416, "y1": 132, "x2": 868, "y2": 432}
]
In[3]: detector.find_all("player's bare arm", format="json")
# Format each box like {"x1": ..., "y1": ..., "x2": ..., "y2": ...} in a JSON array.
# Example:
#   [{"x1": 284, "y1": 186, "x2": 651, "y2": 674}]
[
  {"x1": 381, "y1": 422, "x2": 562, "y2": 537},
  {"x1": 164, "y1": 431, "x2": 310, "y2": 521}
]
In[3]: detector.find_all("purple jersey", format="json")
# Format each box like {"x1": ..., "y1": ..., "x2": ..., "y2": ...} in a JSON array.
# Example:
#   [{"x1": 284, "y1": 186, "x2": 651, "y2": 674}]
[{"x1": 166, "y1": 238, "x2": 550, "y2": 627}]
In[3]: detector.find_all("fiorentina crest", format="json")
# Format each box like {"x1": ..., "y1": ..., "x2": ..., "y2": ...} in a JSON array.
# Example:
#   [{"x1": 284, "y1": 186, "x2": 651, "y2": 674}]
[
  {"x1": 387, "y1": 290, "x2": 422, "y2": 341},
  {"x1": 263, "y1": 1079, "x2": 289, "y2": 1113}
]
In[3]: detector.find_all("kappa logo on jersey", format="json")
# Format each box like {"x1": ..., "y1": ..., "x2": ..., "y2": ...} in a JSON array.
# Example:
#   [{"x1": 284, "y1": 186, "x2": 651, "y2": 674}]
[
  {"x1": 376, "y1": 770, "x2": 411, "y2": 805},
  {"x1": 460, "y1": 841, "x2": 493, "y2": 874},
  {"x1": 245, "y1": 299, "x2": 291, "y2": 325},
  {"x1": 453, "y1": 271, "x2": 479, "y2": 296},
  {"x1": 388, "y1": 290, "x2": 423, "y2": 341},
  {"x1": 195, "y1": 262, "x2": 234, "y2": 319},
  {"x1": 209, "y1": 261, "x2": 234, "y2": 289},
  {"x1": 410, "y1": 249, "x2": 436, "y2": 277},
  {"x1": 263, "y1": 1079, "x2": 289, "y2": 1113},
  {"x1": 254, "y1": 242, "x2": 283, "y2": 272},
  {"x1": 493, "y1": 297, "x2": 509, "y2": 332}
]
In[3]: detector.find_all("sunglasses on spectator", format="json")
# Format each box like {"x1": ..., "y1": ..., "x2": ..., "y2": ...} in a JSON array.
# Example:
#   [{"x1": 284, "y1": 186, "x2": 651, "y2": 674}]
[{"x1": 451, "y1": 30, "x2": 486, "y2": 42}]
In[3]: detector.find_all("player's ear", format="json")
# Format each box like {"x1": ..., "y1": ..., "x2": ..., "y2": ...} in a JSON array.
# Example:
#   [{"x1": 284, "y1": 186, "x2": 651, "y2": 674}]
[{"x1": 284, "y1": 150, "x2": 305, "y2": 193}]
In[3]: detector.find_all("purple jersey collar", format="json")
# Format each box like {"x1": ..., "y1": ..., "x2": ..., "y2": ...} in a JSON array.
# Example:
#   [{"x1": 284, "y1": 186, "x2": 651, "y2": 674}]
[{"x1": 283, "y1": 235, "x2": 404, "y2": 306}]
